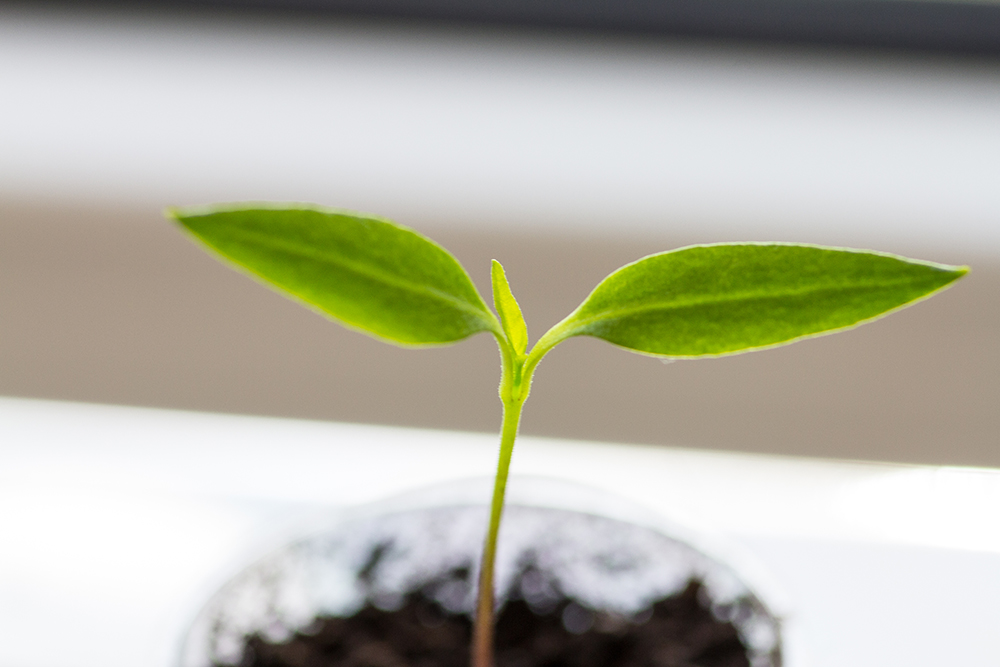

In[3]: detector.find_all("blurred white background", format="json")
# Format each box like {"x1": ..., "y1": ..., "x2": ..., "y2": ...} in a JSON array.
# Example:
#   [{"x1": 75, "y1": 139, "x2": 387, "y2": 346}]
[{"x1": 3, "y1": 6, "x2": 999, "y2": 250}]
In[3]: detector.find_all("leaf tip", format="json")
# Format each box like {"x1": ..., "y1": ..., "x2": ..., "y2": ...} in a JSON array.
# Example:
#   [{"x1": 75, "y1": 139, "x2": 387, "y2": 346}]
[
  {"x1": 935, "y1": 262, "x2": 970, "y2": 289},
  {"x1": 490, "y1": 259, "x2": 511, "y2": 299},
  {"x1": 490, "y1": 258, "x2": 528, "y2": 355},
  {"x1": 164, "y1": 205, "x2": 203, "y2": 228}
]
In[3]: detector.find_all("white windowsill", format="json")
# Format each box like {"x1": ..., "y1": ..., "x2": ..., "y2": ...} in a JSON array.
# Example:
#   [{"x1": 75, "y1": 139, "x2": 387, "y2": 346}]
[{"x1": 2, "y1": 397, "x2": 998, "y2": 667}]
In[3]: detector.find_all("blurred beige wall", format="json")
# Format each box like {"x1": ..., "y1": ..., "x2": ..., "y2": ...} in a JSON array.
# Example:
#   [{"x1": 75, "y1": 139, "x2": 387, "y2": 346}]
[
  {"x1": 2, "y1": 199, "x2": 995, "y2": 467},
  {"x1": 2, "y1": 8, "x2": 997, "y2": 466}
]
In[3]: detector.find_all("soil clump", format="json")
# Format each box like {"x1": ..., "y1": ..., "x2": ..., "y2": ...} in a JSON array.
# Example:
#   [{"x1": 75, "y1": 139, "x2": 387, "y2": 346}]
[{"x1": 233, "y1": 579, "x2": 749, "y2": 667}]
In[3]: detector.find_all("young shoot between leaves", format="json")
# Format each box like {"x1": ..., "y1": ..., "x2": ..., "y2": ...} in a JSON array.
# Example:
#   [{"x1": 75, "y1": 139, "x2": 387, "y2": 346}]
[{"x1": 167, "y1": 203, "x2": 967, "y2": 667}]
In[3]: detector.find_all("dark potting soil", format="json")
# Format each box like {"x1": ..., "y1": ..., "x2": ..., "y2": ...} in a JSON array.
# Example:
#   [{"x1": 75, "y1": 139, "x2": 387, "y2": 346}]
[{"x1": 232, "y1": 579, "x2": 750, "y2": 667}]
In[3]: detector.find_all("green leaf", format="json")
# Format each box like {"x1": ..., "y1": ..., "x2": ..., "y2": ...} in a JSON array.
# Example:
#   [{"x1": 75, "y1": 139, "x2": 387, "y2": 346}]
[
  {"x1": 542, "y1": 243, "x2": 967, "y2": 357},
  {"x1": 491, "y1": 260, "x2": 528, "y2": 355},
  {"x1": 168, "y1": 203, "x2": 500, "y2": 346}
]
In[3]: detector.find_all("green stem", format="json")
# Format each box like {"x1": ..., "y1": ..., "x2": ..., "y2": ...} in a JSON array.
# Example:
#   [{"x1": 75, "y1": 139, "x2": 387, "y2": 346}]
[
  {"x1": 472, "y1": 353, "x2": 526, "y2": 667},
  {"x1": 472, "y1": 320, "x2": 565, "y2": 667}
]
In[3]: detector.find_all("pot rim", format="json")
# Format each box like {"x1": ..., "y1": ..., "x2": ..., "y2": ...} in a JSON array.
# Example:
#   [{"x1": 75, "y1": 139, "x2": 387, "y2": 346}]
[{"x1": 177, "y1": 474, "x2": 807, "y2": 667}]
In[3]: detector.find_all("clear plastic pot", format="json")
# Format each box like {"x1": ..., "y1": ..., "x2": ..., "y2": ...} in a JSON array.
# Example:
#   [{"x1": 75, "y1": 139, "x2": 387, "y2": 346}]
[{"x1": 179, "y1": 476, "x2": 789, "y2": 667}]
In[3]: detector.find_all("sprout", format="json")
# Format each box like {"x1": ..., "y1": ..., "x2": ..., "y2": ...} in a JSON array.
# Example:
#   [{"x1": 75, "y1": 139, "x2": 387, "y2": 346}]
[{"x1": 168, "y1": 202, "x2": 966, "y2": 667}]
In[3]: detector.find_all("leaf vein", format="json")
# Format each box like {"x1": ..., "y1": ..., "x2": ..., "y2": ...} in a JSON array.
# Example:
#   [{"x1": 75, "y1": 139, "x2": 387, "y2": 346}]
[
  {"x1": 224, "y1": 226, "x2": 492, "y2": 324},
  {"x1": 568, "y1": 277, "x2": 931, "y2": 333}
]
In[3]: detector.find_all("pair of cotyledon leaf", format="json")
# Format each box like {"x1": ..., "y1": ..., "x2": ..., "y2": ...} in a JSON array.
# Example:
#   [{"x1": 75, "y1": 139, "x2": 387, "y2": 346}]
[{"x1": 168, "y1": 203, "x2": 966, "y2": 363}]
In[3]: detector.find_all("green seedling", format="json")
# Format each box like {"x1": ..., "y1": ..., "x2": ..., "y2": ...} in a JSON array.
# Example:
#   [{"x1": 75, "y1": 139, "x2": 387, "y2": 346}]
[{"x1": 167, "y1": 203, "x2": 966, "y2": 667}]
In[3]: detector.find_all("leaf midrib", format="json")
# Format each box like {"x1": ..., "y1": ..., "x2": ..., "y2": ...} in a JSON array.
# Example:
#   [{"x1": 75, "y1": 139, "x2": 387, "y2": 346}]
[
  {"x1": 567, "y1": 275, "x2": 932, "y2": 333},
  {"x1": 219, "y1": 224, "x2": 492, "y2": 324}
]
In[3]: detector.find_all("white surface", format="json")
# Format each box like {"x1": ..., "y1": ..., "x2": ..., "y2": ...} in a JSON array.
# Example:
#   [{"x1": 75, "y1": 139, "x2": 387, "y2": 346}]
[
  {"x1": 2, "y1": 397, "x2": 999, "y2": 667},
  {"x1": 2, "y1": 7, "x2": 1000, "y2": 254}
]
